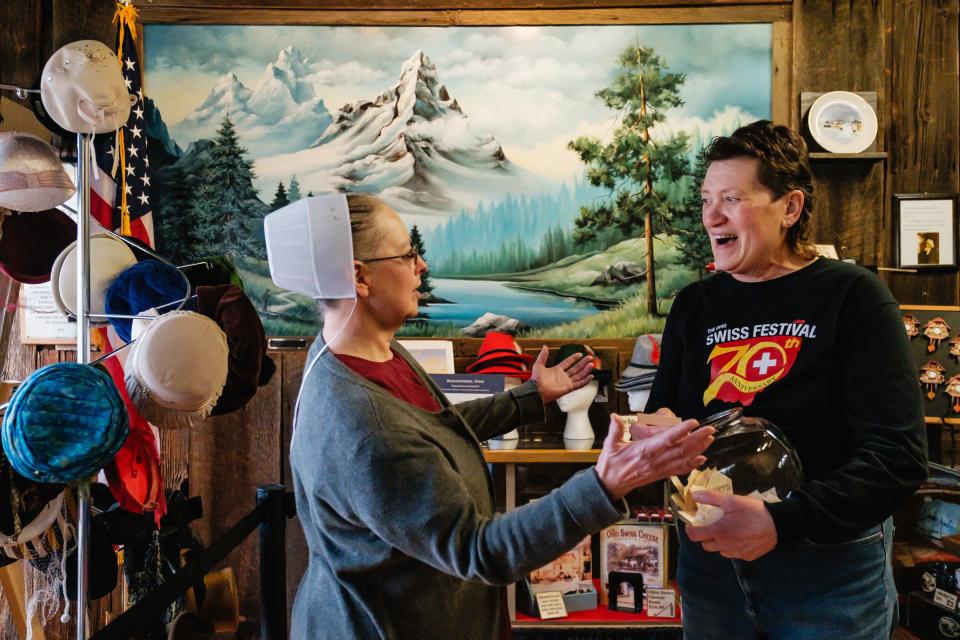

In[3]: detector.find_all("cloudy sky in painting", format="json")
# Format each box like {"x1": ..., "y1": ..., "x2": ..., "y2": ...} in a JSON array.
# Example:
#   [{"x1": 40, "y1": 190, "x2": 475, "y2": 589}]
[{"x1": 144, "y1": 24, "x2": 771, "y2": 181}]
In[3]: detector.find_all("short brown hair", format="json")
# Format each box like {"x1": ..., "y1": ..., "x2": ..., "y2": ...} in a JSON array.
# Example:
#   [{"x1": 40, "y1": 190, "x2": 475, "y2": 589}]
[{"x1": 705, "y1": 120, "x2": 817, "y2": 259}]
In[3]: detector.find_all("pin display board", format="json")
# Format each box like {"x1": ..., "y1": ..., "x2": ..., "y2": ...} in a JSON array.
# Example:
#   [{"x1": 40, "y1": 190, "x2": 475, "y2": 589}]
[{"x1": 901, "y1": 305, "x2": 960, "y2": 423}]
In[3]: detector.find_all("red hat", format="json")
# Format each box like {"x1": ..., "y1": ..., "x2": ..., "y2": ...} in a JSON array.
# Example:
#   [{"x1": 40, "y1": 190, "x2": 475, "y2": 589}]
[
  {"x1": 469, "y1": 364, "x2": 532, "y2": 381},
  {"x1": 103, "y1": 426, "x2": 163, "y2": 516},
  {"x1": 466, "y1": 332, "x2": 532, "y2": 373}
]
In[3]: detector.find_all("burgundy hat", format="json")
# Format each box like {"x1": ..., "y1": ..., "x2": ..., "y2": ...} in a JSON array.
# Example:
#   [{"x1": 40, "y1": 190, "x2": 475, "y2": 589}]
[
  {"x1": 466, "y1": 332, "x2": 533, "y2": 374},
  {"x1": 196, "y1": 285, "x2": 275, "y2": 416},
  {"x1": 0, "y1": 208, "x2": 76, "y2": 284}
]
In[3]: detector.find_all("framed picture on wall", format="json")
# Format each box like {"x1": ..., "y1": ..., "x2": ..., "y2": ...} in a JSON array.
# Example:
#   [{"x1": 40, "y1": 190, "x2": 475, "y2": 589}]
[{"x1": 895, "y1": 194, "x2": 958, "y2": 270}]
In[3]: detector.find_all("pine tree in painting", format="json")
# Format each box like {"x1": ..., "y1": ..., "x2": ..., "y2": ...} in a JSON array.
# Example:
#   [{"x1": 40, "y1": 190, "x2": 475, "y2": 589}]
[
  {"x1": 288, "y1": 175, "x2": 302, "y2": 202},
  {"x1": 271, "y1": 182, "x2": 289, "y2": 211},
  {"x1": 674, "y1": 146, "x2": 714, "y2": 278},
  {"x1": 192, "y1": 114, "x2": 268, "y2": 260},
  {"x1": 569, "y1": 46, "x2": 690, "y2": 315},
  {"x1": 154, "y1": 163, "x2": 195, "y2": 265},
  {"x1": 409, "y1": 225, "x2": 433, "y2": 295}
]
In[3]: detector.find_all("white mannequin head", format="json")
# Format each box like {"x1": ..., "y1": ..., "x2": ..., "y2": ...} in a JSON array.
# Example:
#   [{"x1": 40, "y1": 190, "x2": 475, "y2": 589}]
[
  {"x1": 556, "y1": 378, "x2": 599, "y2": 414},
  {"x1": 627, "y1": 389, "x2": 652, "y2": 412},
  {"x1": 558, "y1": 379, "x2": 599, "y2": 449}
]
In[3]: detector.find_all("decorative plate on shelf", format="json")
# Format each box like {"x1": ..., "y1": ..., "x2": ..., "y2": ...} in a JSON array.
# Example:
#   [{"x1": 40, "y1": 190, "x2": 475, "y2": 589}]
[{"x1": 807, "y1": 91, "x2": 878, "y2": 153}]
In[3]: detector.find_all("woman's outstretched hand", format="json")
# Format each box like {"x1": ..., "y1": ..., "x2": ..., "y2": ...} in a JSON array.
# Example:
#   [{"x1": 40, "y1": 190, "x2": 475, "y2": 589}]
[
  {"x1": 530, "y1": 345, "x2": 594, "y2": 404},
  {"x1": 595, "y1": 414, "x2": 714, "y2": 500}
]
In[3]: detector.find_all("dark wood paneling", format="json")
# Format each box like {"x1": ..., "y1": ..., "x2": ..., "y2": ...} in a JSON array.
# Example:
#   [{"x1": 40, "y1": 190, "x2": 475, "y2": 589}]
[
  {"x1": 279, "y1": 350, "x2": 307, "y2": 623},
  {"x1": 810, "y1": 160, "x2": 886, "y2": 265},
  {"x1": 887, "y1": 0, "x2": 960, "y2": 305},
  {"x1": 791, "y1": 0, "x2": 889, "y2": 130},
  {"x1": 52, "y1": 0, "x2": 116, "y2": 53},
  {"x1": 189, "y1": 360, "x2": 283, "y2": 635},
  {"x1": 0, "y1": 0, "x2": 41, "y2": 116},
  {"x1": 792, "y1": 0, "x2": 890, "y2": 269}
]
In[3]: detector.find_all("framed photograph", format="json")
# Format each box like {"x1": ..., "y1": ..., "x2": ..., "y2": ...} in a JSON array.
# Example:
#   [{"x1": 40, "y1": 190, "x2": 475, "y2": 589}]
[
  {"x1": 396, "y1": 339, "x2": 455, "y2": 374},
  {"x1": 895, "y1": 194, "x2": 958, "y2": 269}
]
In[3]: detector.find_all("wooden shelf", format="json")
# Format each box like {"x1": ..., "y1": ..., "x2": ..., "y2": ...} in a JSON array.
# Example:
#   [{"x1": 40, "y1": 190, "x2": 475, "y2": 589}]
[
  {"x1": 810, "y1": 151, "x2": 887, "y2": 161},
  {"x1": 483, "y1": 448, "x2": 600, "y2": 463}
]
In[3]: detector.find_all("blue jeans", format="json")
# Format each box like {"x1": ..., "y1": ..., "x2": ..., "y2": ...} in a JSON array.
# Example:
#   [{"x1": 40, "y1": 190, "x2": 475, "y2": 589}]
[{"x1": 677, "y1": 518, "x2": 896, "y2": 640}]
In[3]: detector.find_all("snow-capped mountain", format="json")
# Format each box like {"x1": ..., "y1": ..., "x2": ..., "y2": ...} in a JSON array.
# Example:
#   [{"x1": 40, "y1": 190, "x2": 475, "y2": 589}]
[
  {"x1": 255, "y1": 50, "x2": 553, "y2": 222},
  {"x1": 172, "y1": 46, "x2": 331, "y2": 157}
]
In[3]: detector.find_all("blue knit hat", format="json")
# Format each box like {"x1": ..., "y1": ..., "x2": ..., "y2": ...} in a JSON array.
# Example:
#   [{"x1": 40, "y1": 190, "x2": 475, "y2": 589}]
[
  {"x1": 2, "y1": 363, "x2": 129, "y2": 483},
  {"x1": 105, "y1": 259, "x2": 191, "y2": 343}
]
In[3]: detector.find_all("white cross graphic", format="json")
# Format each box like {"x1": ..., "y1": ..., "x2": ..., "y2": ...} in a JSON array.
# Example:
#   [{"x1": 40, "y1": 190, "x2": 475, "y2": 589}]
[{"x1": 752, "y1": 351, "x2": 779, "y2": 376}]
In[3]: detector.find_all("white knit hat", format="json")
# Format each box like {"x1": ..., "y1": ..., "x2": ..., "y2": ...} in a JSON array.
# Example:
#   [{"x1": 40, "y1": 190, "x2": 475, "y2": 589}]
[
  {"x1": 125, "y1": 311, "x2": 229, "y2": 430},
  {"x1": 50, "y1": 233, "x2": 137, "y2": 321},
  {"x1": 0, "y1": 132, "x2": 75, "y2": 211},
  {"x1": 40, "y1": 40, "x2": 136, "y2": 135}
]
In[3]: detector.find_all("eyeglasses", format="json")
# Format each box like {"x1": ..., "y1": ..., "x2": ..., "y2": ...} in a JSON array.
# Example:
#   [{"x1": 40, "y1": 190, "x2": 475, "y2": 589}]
[{"x1": 359, "y1": 249, "x2": 421, "y2": 265}]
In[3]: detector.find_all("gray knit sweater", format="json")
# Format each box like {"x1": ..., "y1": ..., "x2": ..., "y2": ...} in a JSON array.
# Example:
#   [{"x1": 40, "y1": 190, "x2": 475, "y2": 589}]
[{"x1": 289, "y1": 337, "x2": 625, "y2": 639}]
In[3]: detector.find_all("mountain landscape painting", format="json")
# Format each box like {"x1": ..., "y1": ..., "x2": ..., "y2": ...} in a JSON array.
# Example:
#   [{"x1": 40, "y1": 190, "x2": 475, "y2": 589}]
[{"x1": 142, "y1": 24, "x2": 771, "y2": 337}]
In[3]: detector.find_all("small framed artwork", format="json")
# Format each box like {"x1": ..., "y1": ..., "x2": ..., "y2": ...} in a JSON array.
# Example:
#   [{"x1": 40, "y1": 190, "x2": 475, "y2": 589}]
[
  {"x1": 895, "y1": 194, "x2": 958, "y2": 269},
  {"x1": 396, "y1": 340, "x2": 455, "y2": 374}
]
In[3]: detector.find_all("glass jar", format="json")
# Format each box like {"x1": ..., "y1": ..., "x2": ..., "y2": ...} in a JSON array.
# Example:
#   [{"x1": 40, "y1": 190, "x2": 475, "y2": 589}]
[{"x1": 697, "y1": 407, "x2": 803, "y2": 500}]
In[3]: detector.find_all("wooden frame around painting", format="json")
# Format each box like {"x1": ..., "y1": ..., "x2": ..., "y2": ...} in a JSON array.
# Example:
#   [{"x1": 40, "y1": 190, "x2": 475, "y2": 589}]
[
  {"x1": 136, "y1": 3, "x2": 791, "y2": 339},
  {"x1": 895, "y1": 194, "x2": 959, "y2": 271}
]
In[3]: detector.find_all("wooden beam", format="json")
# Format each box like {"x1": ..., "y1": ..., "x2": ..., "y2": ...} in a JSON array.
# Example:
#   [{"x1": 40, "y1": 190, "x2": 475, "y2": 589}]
[
  {"x1": 140, "y1": 0, "x2": 787, "y2": 9},
  {"x1": 770, "y1": 19, "x2": 791, "y2": 126},
  {"x1": 138, "y1": 6, "x2": 790, "y2": 25}
]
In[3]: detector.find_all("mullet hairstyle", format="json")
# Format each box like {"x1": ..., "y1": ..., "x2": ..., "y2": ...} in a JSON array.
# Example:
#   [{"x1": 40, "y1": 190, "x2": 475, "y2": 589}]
[{"x1": 705, "y1": 120, "x2": 818, "y2": 260}]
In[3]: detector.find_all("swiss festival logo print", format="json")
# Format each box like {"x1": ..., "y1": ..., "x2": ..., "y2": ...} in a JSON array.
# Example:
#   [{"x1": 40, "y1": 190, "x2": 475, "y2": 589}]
[{"x1": 702, "y1": 320, "x2": 816, "y2": 406}]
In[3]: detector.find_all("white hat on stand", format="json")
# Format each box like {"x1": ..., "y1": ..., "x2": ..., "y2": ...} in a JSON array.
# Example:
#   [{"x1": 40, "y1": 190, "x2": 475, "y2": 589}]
[
  {"x1": 50, "y1": 233, "x2": 138, "y2": 321},
  {"x1": 125, "y1": 310, "x2": 229, "y2": 430},
  {"x1": 40, "y1": 40, "x2": 137, "y2": 135}
]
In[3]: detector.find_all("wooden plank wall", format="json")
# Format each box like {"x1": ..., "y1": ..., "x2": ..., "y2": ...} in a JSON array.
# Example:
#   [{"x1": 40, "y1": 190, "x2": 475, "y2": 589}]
[
  {"x1": 2, "y1": 1, "x2": 960, "y2": 638},
  {"x1": 886, "y1": 0, "x2": 960, "y2": 305},
  {"x1": 791, "y1": 0, "x2": 889, "y2": 268}
]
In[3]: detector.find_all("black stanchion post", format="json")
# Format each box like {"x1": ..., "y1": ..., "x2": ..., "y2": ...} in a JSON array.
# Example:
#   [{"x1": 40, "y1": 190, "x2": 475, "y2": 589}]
[{"x1": 258, "y1": 484, "x2": 289, "y2": 639}]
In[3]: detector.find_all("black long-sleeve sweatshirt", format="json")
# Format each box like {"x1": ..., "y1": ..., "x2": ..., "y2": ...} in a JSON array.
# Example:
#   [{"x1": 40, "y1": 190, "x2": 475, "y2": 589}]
[{"x1": 647, "y1": 257, "x2": 928, "y2": 543}]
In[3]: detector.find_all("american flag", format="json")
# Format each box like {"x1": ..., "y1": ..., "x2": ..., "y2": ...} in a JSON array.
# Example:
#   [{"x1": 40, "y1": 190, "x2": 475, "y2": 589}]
[
  {"x1": 90, "y1": 2, "x2": 166, "y2": 522},
  {"x1": 92, "y1": 2, "x2": 153, "y2": 247}
]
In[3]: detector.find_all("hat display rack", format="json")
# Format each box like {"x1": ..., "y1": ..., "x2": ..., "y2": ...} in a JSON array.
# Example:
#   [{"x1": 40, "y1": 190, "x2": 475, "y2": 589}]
[{"x1": 0, "y1": 38, "x2": 198, "y2": 639}]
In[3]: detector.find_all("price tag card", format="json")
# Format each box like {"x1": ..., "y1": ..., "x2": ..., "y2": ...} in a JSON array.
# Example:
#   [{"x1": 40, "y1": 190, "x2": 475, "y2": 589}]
[
  {"x1": 935, "y1": 587, "x2": 958, "y2": 612},
  {"x1": 535, "y1": 591, "x2": 568, "y2": 620},
  {"x1": 646, "y1": 588, "x2": 677, "y2": 618}
]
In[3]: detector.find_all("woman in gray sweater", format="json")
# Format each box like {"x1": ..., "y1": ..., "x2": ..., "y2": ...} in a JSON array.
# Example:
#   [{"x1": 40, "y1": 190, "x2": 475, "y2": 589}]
[{"x1": 289, "y1": 193, "x2": 713, "y2": 639}]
